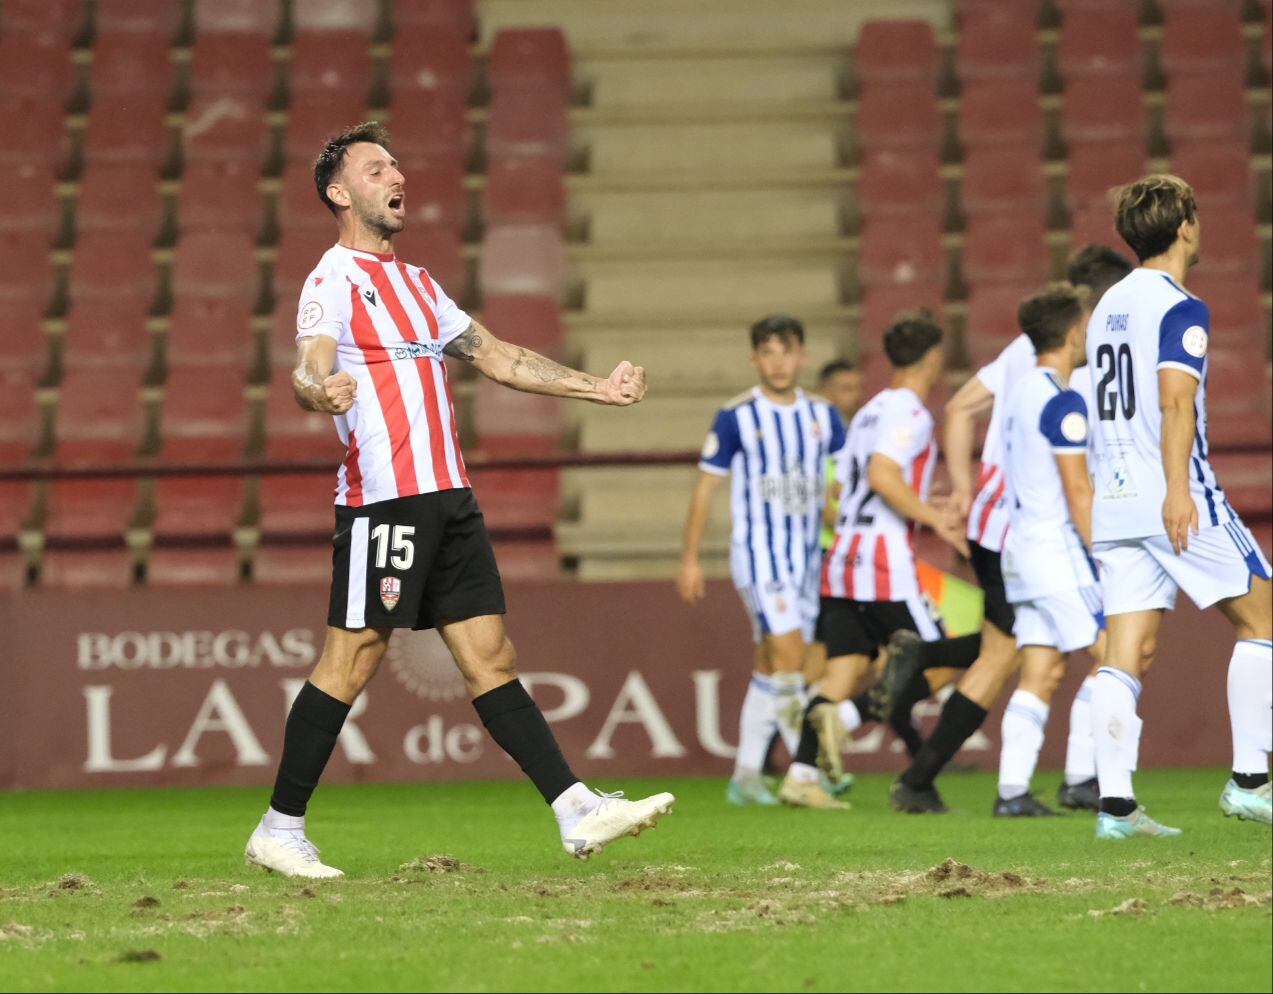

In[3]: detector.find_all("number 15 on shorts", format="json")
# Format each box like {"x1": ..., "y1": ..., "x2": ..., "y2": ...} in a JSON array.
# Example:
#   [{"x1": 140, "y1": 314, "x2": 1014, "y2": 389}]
[{"x1": 371, "y1": 524, "x2": 415, "y2": 570}]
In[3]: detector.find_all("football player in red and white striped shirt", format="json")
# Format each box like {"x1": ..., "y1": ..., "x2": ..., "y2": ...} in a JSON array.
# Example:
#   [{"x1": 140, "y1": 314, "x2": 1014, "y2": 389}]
[{"x1": 245, "y1": 122, "x2": 673, "y2": 878}]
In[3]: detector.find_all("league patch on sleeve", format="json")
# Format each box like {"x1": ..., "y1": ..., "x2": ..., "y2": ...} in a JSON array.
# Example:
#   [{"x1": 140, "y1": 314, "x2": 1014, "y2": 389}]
[
  {"x1": 889, "y1": 424, "x2": 915, "y2": 450},
  {"x1": 298, "y1": 300, "x2": 324, "y2": 331},
  {"x1": 701, "y1": 432, "x2": 720, "y2": 459},
  {"x1": 1181, "y1": 325, "x2": 1207, "y2": 359},
  {"x1": 1060, "y1": 411, "x2": 1088, "y2": 443}
]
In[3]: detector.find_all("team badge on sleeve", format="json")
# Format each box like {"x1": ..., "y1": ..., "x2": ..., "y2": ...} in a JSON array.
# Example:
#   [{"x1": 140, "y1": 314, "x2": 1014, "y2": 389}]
[
  {"x1": 701, "y1": 432, "x2": 720, "y2": 459},
  {"x1": 1182, "y1": 326, "x2": 1207, "y2": 359},
  {"x1": 380, "y1": 576, "x2": 401, "y2": 611},
  {"x1": 1060, "y1": 412, "x2": 1088, "y2": 443}
]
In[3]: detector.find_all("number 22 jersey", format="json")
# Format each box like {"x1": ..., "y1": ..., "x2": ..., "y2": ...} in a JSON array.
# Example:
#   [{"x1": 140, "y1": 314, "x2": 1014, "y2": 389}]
[
  {"x1": 821, "y1": 387, "x2": 937, "y2": 601},
  {"x1": 1084, "y1": 267, "x2": 1234, "y2": 543}
]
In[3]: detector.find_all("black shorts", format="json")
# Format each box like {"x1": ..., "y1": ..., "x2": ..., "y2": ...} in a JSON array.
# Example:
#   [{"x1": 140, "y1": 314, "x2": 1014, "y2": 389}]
[
  {"x1": 816, "y1": 595, "x2": 945, "y2": 659},
  {"x1": 968, "y1": 540, "x2": 1015, "y2": 636},
  {"x1": 327, "y1": 489, "x2": 505, "y2": 631}
]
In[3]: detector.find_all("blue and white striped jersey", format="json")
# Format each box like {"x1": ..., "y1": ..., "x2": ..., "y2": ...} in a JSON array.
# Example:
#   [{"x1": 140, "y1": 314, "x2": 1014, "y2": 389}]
[
  {"x1": 1084, "y1": 268, "x2": 1233, "y2": 542},
  {"x1": 699, "y1": 387, "x2": 847, "y2": 588}
]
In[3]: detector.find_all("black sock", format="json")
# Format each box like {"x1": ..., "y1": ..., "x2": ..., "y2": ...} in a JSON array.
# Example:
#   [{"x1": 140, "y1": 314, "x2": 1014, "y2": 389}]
[
  {"x1": 1100, "y1": 796, "x2": 1138, "y2": 817},
  {"x1": 899, "y1": 691, "x2": 988, "y2": 790},
  {"x1": 472, "y1": 679, "x2": 578, "y2": 804},
  {"x1": 851, "y1": 691, "x2": 880, "y2": 723},
  {"x1": 885, "y1": 668, "x2": 932, "y2": 757},
  {"x1": 269, "y1": 681, "x2": 352, "y2": 817},
  {"x1": 1232, "y1": 771, "x2": 1270, "y2": 789},
  {"x1": 793, "y1": 695, "x2": 830, "y2": 767},
  {"x1": 919, "y1": 633, "x2": 982, "y2": 670}
]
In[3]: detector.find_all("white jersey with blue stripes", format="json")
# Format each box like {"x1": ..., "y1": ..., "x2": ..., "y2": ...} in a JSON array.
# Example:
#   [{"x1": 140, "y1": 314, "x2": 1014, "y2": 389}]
[
  {"x1": 1001, "y1": 366, "x2": 1098, "y2": 602},
  {"x1": 1084, "y1": 267, "x2": 1232, "y2": 542},
  {"x1": 699, "y1": 387, "x2": 847, "y2": 589}
]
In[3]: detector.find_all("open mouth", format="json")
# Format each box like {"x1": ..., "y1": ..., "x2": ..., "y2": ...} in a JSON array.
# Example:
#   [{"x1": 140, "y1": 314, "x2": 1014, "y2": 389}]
[{"x1": 388, "y1": 193, "x2": 405, "y2": 216}]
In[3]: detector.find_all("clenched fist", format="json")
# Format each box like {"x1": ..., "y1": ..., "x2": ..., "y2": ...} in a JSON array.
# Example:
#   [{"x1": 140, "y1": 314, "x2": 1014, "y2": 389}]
[
  {"x1": 322, "y1": 371, "x2": 357, "y2": 414},
  {"x1": 600, "y1": 361, "x2": 647, "y2": 407}
]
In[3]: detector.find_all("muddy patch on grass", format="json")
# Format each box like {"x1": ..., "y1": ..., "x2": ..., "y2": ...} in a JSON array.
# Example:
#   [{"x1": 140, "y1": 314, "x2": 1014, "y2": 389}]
[
  {"x1": 1089, "y1": 897, "x2": 1152, "y2": 918},
  {"x1": 392, "y1": 854, "x2": 487, "y2": 881},
  {"x1": 47, "y1": 873, "x2": 97, "y2": 897},
  {"x1": 1169, "y1": 886, "x2": 1272, "y2": 911},
  {"x1": 836, "y1": 858, "x2": 1047, "y2": 906},
  {"x1": 116, "y1": 949, "x2": 161, "y2": 963}
]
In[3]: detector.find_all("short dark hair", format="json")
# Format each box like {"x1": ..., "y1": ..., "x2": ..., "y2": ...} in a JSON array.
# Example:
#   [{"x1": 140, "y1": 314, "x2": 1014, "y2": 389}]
[
  {"x1": 882, "y1": 310, "x2": 943, "y2": 368},
  {"x1": 750, "y1": 314, "x2": 805, "y2": 349},
  {"x1": 1113, "y1": 173, "x2": 1197, "y2": 262},
  {"x1": 314, "y1": 121, "x2": 392, "y2": 215},
  {"x1": 1066, "y1": 243, "x2": 1134, "y2": 299},
  {"x1": 1017, "y1": 282, "x2": 1089, "y2": 355},
  {"x1": 818, "y1": 358, "x2": 858, "y2": 382}
]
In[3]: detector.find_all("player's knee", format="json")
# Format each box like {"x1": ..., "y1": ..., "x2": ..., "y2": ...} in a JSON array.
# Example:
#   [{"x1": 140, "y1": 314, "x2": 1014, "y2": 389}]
[
  {"x1": 482, "y1": 635, "x2": 519, "y2": 683},
  {"x1": 1137, "y1": 634, "x2": 1157, "y2": 667}
]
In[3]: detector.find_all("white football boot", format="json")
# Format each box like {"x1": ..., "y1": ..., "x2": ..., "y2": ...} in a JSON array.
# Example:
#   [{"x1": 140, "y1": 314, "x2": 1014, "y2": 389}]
[
  {"x1": 1219, "y1": 779, "x2": 1272, "y2": 825},
  {"x1": 245, "y1": 815, "x2": 344, "y2": 879},
  {"x1": 560, "y1": 790, "x2": 675, "y2": 860}
]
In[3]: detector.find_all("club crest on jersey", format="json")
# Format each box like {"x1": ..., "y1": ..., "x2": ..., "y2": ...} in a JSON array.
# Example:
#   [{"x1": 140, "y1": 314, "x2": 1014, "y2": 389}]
[{"x1": 380, "y1": 576, "x2": 401, "y2": 611}]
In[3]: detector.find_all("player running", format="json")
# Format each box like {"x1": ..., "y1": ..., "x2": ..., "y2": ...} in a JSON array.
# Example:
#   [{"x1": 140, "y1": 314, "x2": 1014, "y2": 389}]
[
  {"x1": 995, "y1": 283, "x2": 1106, "y2": 816},
  {"x1": 882, "y1": 245, "x2": 1133, "y2": 814},
  {"x1": 778, "y1": 312, "x2": 971, "y2": 810},
  {"x1": 677, "y1": 316, "x2": 847, "y2": 806},
  {"x1": 1085, "y1": 174, "x2": 1272, "y2": 837},
  {"x1": 244, "y1": 123, "x2": 673, "y2": 878}
]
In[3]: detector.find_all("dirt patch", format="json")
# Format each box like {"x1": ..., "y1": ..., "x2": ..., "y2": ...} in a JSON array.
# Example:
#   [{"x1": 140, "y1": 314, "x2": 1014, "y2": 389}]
[
  {"x1": 1170, "y1": 886, "x2": 1272, "y2": 911},
  {"x1": 171, "y1": 881, "x2": 189, "y2": 891},
  {"x1": 49, "y1": 873, "x2": 96, "y2": 895},
  {"x1": 0, "y1": 922, "x2": 37, "y2": 942},
  {"x1": 836, "y1": 859, "x2": 1046, "y2": 906},
  {"x1": 1089, "y1": 898, "x2": 1152, "y2": 918},
  {"x1": 117, "y1": 949, "x2": 161, "y2": 963},
  {"x1": 396, "y1": 854, "x2": 486, "y2": 876},
  {"x1": 132, "y1": 896, "x2": 160, "y2": 910}
]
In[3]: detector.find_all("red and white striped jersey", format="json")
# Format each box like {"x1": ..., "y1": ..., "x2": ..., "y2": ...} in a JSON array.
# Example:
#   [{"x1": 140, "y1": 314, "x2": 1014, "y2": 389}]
[
  {"x1": 966, "y1": 333, "x2": 1035, "y2": 551},
  {"x1": 294, "y1": 243, "x2": 471, "y2": 506},
  {"x1": 821, "y1": 387, "x2": 937, "y2": 602}
]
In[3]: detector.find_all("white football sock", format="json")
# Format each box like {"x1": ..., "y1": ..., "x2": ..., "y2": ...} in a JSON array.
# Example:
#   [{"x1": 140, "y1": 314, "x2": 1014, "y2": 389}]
[
  {"x1": 1064, "y1": 676, "x2": 1098, "y2": 785},
  {"x1": 734, "y1": 673, "x2": 779, "y2": 781},
  {"x1": 1228, "y1": 639, "x2": 1273, "y2": 775},
  {"x1": 786, "y1": 762, "x2": 820, "y2": 784},
  {"x1": 998, "y1": 689, "x2": 1049, "y2": 799},
  {"x1": 770, "y1": 671, "x2": 806, "y2": 757},
  {"x1": 550, "y1": 781, "x2": 596, "y2": 833},
  {"x1": 1091, "y1": 666, "x2": 1143, "y2": 800},
  {"x1": 837, "y1": 699, "x2": 863, "y2": 733}
]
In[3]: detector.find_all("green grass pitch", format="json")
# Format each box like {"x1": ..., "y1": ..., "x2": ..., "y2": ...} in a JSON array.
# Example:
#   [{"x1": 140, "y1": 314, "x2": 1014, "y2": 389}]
[{"x1": 0, "y1": 770, "x2": 1269, "y2": 992}]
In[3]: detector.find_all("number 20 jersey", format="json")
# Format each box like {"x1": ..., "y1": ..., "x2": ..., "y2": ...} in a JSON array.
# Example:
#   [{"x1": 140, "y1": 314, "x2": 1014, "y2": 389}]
[
  {"x1": 1084, "y1": 267, "x2": 1234, "y2": 543},
  {"x1": 822, "y1": 387, "x2": 937, "y2": 601}
]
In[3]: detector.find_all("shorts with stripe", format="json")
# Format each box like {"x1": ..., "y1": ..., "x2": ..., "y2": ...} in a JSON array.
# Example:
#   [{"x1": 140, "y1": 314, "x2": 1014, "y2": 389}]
[
  {"x1": 1012, "y1": 586, "x2": 1105, "y2": 653},
  {"x1": 1094, "y1": 519, "x2": 1272, "y2": 616},
  {"x1": 327, "y1": 488, "x2": 505, "y2": 631},
  {"x1": 816, "y1": 595, "x2": 945, "y2": 660}
]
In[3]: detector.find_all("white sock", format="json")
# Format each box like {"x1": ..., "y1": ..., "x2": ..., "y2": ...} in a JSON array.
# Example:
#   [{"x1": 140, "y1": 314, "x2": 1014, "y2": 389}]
[
  {"x1": 261, "y1": 806, "x2": 305, "y2": 837},
  {"x1": 787, "y1": 761, "x2": 820, "y2": 784},
  {"x1": 733, "y1": 673, "x2": 779, "y2": 781},
  {"x1": 1064, "y1": 676, "x2": 1098, "y2": 785},
  {"x1": 1228, "y1": 639, "x2": 1273, "y2": 776},
  {"x1": 1091, "y1": 666, "x2": 1143, "y2": 801},
  {"x1": 837, "y1": 699, "x2": 863, "y2": 733},
  {"x1": 770, "y1": 671, "x2": 806, "y2": 757},
  {"x1": 550, "y1": 781, "x2": 595, "y2": 833},
  {"x1": 998, "y1": 690, "x2": 1049, "y2": 799}
]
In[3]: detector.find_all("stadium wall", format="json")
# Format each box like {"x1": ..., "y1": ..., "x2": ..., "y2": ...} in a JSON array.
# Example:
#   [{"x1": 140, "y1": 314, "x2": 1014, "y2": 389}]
[{"x1": 0, "y1": 580, "x2": 1237, "y2": 791}]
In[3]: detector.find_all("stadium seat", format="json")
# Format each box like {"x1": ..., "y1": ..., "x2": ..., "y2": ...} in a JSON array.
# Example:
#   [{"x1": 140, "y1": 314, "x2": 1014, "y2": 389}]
[
  {"x1": 80, "y1": 96, "x2": 172, "y2": 168},
  {"x1": 0, "y1": 238, "x2": 54, "y2": 311},
  {"x1": 258, "y1": 474, "x2": 336, "y2": 538},
  {"x1": 51, "y1": 368, "x2": 146, "y2": 460},
  {"x1": 167, "y1": 297, "x2": 255, "y2": 366},
  {"x1": 474, "y1": 374, "x2": 562, "y2": 447},
  {"x1": 284, "y1": 96, "x2": 372, "y2": 166},
  {"x1": 1061, "y1": 72, "x2": 1146, "y2": 143},
  {"x1": 62, "y1": 301, "x2": 153, "y2": 369},
  {"x1": 858, "y1": 149, "x2": 943, "y2": 213},
  {"x1": 484, "y1": 158, "x2": 566, "y2": 228},
  {"x1": 292, "y1": 0, "x2": 377, "y2": 31},
  {"x1": 41, "y1": 478, "x2": 140, "y2": 543},
  {"x1": 391, "y1": 0, "x2": 476, "y2": 37},
  {"x1": 1211, "y1": 452, "x2": 1273, "y2": 519},
  {"x1": 955, "y1": 14, "x2": 1039, "y2": 81},
  {"x1": 182, "y1": 94, "x2": 271, "y2": 166},
  {"x1": 966, "y1": 284, "x2": 1038, "y2": 357},
  {"x1": 274, "y1": 224, "x2": 339, "y2": 299},
  {"x1": 155, "y1": 365, "x2": 249, "y2": 462},
  {"x1": 94, "y1": 0, "x2": 182, "y2": 36},
  {"x1": 74, "y1": 163, "x2": 163, "y2": 235},
  {"x1": 858, "y1": 280, "x2": 946, "y2": 347},
  {"x1": 178, "y1": 160, "x2": 268, "y2": 234},
  {"x1": 2, "y1": 97, "x2": 68, "y2": 168},
  {"x1": 0, "y1": 361, "x2": 39, "y2": 461},
  {"x1": 1206, "y1": 347, "x2": 1272, "y2": 446},
  {"x1": 250, "y1": 543, "x2": 332, "y2": 583},
  {"x1": 854, "y1": 20, "x2": 939, "y2": 84},
  {"x1": 1169, "y1": 142, "x2": 1255, "y2": 209},
  {"x1": 387, "y1": 26, "x2": 473, "y2": 102},
  {"x1": 1064, "y1": 142, "x2": 1146, "y2": 205},
  {"x1": 485, "y1": 91, "x2": 571, "y2": 166},
  {"x1": 1068, "y1": 200, "x2": 1121, "y2": 247},
  {"x1": 1160, "y1": 1, "x2": 1246, "y2": 74},
  {"x1": 287, "y1": 31, "x2": 372, "y2": 101},
  {"x1": 960, "y1": 146, "x2": 1045, "y2": 215},
  {"x1": 88, "y1": 31, "x2": 173, "y2": 96},
  {"x1": 67, "y1": 231, "x2": 156, "y2": 300},
  {"x1": 857, "y1": 215, "x2": 944, "y2": 286},
  {"x1": 263, "y1": 363, "x2": 346, "y2": 460},
  {"x1": 962, "y1": 215, "x2": 1050, "y2": 284},
  {"x1": 193, "y1": 0, "x2": 279, "y2": 34},
  {"x1": 479, "y1": 225, "x2": 565, "y2": 299},
  {"x1": 394, "y1": 225, "x2": 465, "y2": 298},
  {"x1": 1186, "y1": 206, "x2": 1260, "y2": 272},
  {"x1": 1187, "y1": 273, "x2": 1265, "y2": 336},
  {"x1": 488, "y1": 28, "x2": 571, "y2": 101},
  {"x1": 468, "y1": 467, "x2": 558, "y2": 534},
  {"x1": 0, "y1": 0, "x2": 83, "y2": 39},
  {"x1": 854, "y1": 82, "x2": 941, "y2": 149},
  {"x1": 188, "y1": 32, "x2": 275, "y2": 106},
  {"x1": 386, "y1": 93, "x2": 471, "y2": 166},
  {"x1": 0, "y1": 34, "x2": 73, "y2": 99},
  {"x1": 1163, "y1": 72, "x2": 1250, "y2": 144},
  {"x1": 1058, "y1": 5, "x2": 1142, "y2": 75},
  {"x1": 145, "y1": 546, "x2": 243, "y2": 585},
  {"x1": 170, "y1": 230, "x2": 259, "y2": 304},
  {"x1": 399, "y1": 160, "x2": 468, "y2": 235},
  {"x1": 958, "y1": 82, "x2": 1043, "y2": 147},
  {"x1": 480, "y1": 294, "x2": 562, "y2": 352},
  {"x1": 38, "y1": 549, "x2": 137, "y2": 588},
  {"x1": 0, "y1": 168, "x2": 59, "y2": 234},
  {"x1": 150, "y1": 475, "x2": 247, "y2": 539}
]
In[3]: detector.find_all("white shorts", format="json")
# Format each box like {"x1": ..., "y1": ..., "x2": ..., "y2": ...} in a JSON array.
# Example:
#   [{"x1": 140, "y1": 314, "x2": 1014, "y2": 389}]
[
  {"x1": 736, "y1": 574, "x2": 819, "y2": 644},
  {"x1": 1012, "y1": 585, "x2": 1105, "y2": 653},
  {"x1": 1094, "y1": 520, "x2": 1272, "y2": 616}
]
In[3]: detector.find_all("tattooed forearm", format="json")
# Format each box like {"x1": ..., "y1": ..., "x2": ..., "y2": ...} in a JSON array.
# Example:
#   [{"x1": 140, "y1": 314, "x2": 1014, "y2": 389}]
[
  {"x1": 443, "y1": 322, "x2": 483, "y2": 362},
  {"x1": 509, "y1": 347, "x2": 595, "y2": 389}
]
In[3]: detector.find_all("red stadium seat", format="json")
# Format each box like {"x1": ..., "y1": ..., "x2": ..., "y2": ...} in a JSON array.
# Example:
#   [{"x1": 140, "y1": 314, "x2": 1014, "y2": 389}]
[
  {"x1": 0, "y1": 168, "x2": 59, "y2": 234},
  {"x1": 958, "y1": 82, "x2": 1043, "y2": 147},
  {"x1": 1065, "y1": 142, "x2": 1146, "y2": 205},
  {"x1": 480, "y1": 294, "x2": 562, "y2": 352},
  {"x1": 274, "y1": 225, "x2": 339, "y2": 297},
  {"x1": 1188, "y1": 273, "x2": 1265, "y2": 336},
  {"x1": 955, "y1": 14, "x2": 1039, "y2": 81},
  {"x1": 1068, "y1": 200, "x2": 1120, "y2": 247},
  {"x1": 855, "y1": 82, "x2": 941, "y2": 149},
  {"x1": 145, "y1": 547, "x2": 243, "y2": 585},
  {"x1": 94, "y1": 0, "x2": 181, "y2": 36},
  {"x1": 1188, "y1": 206, "x2": 1261, "y2": 273},
  {"x1": 179, "y1": 160, "x2": 268, "y2": 233},
  {"x1": 485, "y1": 91, "x2": 570, "y2": 165},
  {"x1": 151, "y1": 476, "x2": 247, "y2": 538},
  {"x1": 263, "y1": 363, "x2": 347, "y2": 460},
  {"x1": 0, "y1": 34, "x2": 73, "y2": 99},
  {"x1": 62, "y1": 301, "x2": 153, "y2": 368},
  {"x1": 258, "y1": 474, "x2": 337, "y2": 537},
  {"x1": 960, "y1": 146, "x2": 1045, "y2": 215},
  {"x1": 52, "y1": 369, "x2": 146, "y2": 461},
  {"x1": 855, "y1": 20, "x2": 939, "y2": 84},
  {"x1": 75, "y1": 164, "x2": 162, "y2": 235},
  {"x1": 1206, "y1": 346, "x2": 1272, "y2": 447},
  {"x1": 287, "y1": 31, "x2": 372, "y2": 100},
  {"x1": 386, "y1": 92, "x2": 471, "y2": 166},
  {"x1": 966, "y1": 283, "x2": 1038, "y2": 357},
  {"x1": 0, "y1": 0, "x2": 83, "y2": 39},
  {"x1": 467, "y1": 467, "x2": 558, "y2": 534},
  {"x1": 394, "y1": 224, "x2": 465, "y2": 296},
  {"x1": 474, "y1": 374, "x2": 561, "y2": 445},
  {"x1": 293, "y1": 0, "x2": 376, "y2": 31},
  {"x1": 858, "y1": 149, "x2": 943, "y2": 214},
  {"x1": 859, "y1": 281, "x2": 946, "y2": 348},
  {"x1": 188, "y1": 32, "x2": 275, "y2": 104},
  {"x1": 388, "y1": 26, "x2": 473, "y2": 101},
  {"x1": 193, "y1": 0, "x2": 279, "y2": 34},
  {"x1": 278, "y1": 157, "x2": 331, "y2": 229},
  {"x1": 392, "y1": 0, "x2": 476, "y2": 38},
  {"x1": 156, "y1": 365, "x2": 249, "y2": 462},
  {"x1": 1061, "y1": 71, "x2": 1145, "y2": 143},
  {"x1": 962, "y1": 215, "x2": 1050, "y2": 284},
  {"x1": 1169, "y1": 142, "x2": 1255, "y2": 210},
  {"x1": 399, "y1": 160, "x2": 468, "y2": 235},
  {"x1": 484, "y1": 157, "x2": 565, "y2": 227},
  {"x1": 38, "y1": 549, "x2": 137, "y2": 587},
  {"x1": 285, "y1": 95, "x2": 373, "y2": 164},
  {"x1": 42, "y1": 479, "x2": 141, "y2": 542},
  {"x1": 1, "y1": 97, "x2": 68, "y2": 167},
  {"x1": 1211, "y1": 452, "x2": 1273, "y2": 518},
  {"x1": 0, "y1": 238, "x2": 54, "y2": 309},
  {"x1": 1058, "y1": 5, "x2": 1142, "y2": 75},
  {"x1": 478, "y1": 224, "x2": 564, "y2": 299},
  {"x1": 489, "y1": 28, "x2": 571, "y2": 100},
  {"x1": 0, "y1": 361, "x2": 39, "y2": 460},
  {"x1": 167, "y1": 298, "x2": 255, "y2": 366},
  {"x1": 170, "y1": 230, "x2": 259, "y2": 304},
  {"x1": 0, "y1": 481, "x2": 32, "y2": 544},
  {"x1": 1160, "y1": 1, "x2": 1246, "y2": 74},
  {"x1": 1163, "y1": 72, "x2": 1249, "y2": 144},
  {"x1": 68, "y1": 231, "x2": 156, "y2": 299},
  {"x1": 88, "y1": 32, "x2": 173, "y2": 96},
  {"x1": 251, "y1": 543, "x2": 333, "y2": 583},
  {"x1": 80, "y1": 96, "x2": 172, "y2": 167},
  {"x1": 857, "y1": 215, "x2": 944, "y2": 286},
  {"x1": 182, "y1": 93, "x2": 271, "y2": 165}
]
